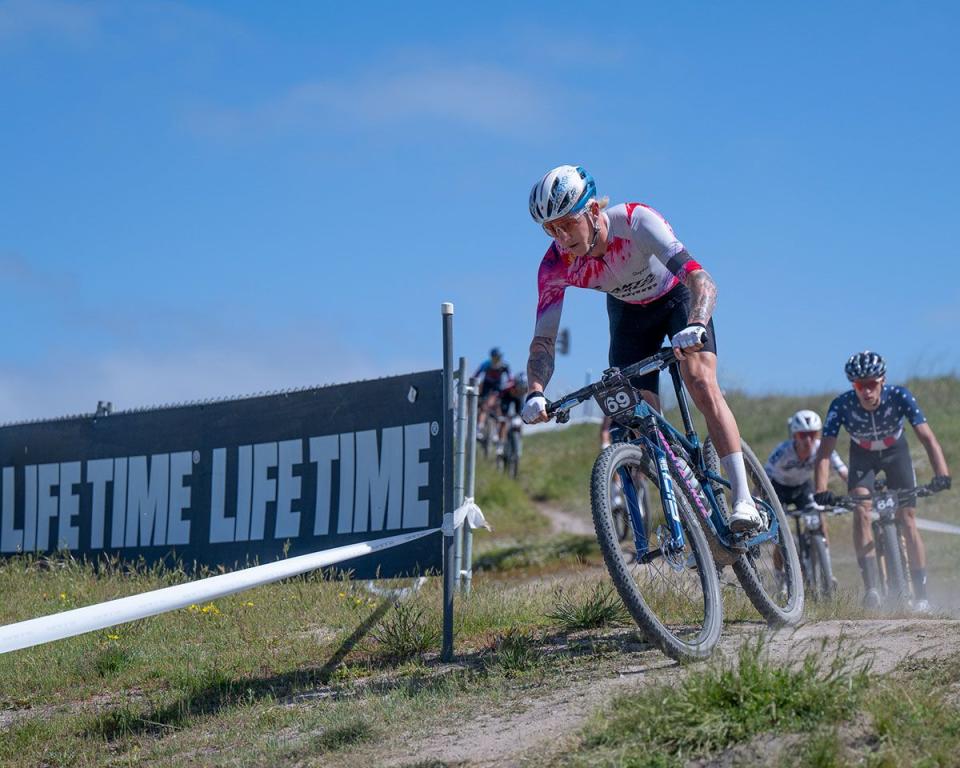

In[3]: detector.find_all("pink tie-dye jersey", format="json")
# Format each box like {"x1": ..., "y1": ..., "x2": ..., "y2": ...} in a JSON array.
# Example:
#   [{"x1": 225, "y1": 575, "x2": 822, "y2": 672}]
[{"x1": 534, "y1": 202, "x2": 703, "y2": 339}]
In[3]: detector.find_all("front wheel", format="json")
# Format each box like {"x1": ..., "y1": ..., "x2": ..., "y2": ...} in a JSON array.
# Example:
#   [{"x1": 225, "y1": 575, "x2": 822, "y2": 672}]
[
  {"x1": 591, "y1": 442, "x2": 723, "y2": 662},
  {"x1": 879, "y1": 521, "x2": 908, "y2": 605},
  {"x1": 507, "y1": 430, "x2": 521, "y2": 478},
  {"x1": 809, "y1": 534, "x2": 836, "y2": 600},
  {"x1": 705, "y1": 438, "x2": 804, "y2": 626}
]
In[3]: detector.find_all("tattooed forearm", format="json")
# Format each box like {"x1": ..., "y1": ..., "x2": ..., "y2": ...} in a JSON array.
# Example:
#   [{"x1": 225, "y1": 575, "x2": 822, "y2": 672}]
[
  {"x1": 686, "y1": 269, "x2": 717, "y2": 326},
  {"x1": 527, "y1": 335, "x2": 556, "y2": 391}
]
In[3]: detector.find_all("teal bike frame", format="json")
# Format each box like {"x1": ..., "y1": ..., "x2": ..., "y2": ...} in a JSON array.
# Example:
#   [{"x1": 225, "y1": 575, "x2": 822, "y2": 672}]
[{"x1": 548, "y1": 348, "x2": 780, "y2": 567}]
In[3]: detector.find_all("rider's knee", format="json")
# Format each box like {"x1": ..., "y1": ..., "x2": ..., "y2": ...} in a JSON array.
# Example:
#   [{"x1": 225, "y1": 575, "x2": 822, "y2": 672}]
[
  {"x1": 897, "y1": 506, "x2": 918, "y2": 524},
  {"x1": 684, "y1": 371, "x2": 720, "y2": 409}
]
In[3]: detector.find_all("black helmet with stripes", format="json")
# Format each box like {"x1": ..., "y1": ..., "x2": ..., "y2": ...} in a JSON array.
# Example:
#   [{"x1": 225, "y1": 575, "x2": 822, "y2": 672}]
[{"x1": 844, "y1": 350, "x2": 886, "y2": 381}]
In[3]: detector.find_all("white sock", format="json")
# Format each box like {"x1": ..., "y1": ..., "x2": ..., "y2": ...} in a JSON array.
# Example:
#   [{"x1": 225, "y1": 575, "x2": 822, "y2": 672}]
[{"x1": 720, "y1": 451, "x2": 753, "y2": 506}]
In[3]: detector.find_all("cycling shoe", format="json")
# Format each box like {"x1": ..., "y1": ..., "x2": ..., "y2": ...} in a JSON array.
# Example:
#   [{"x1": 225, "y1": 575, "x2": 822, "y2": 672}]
[{"x1": 728, "y1": 501, "x2": 762, "y2": 532}]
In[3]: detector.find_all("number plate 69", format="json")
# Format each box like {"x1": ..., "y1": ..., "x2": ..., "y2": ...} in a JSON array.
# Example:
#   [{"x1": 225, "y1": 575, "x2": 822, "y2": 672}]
[{"x1": 595, "y1": 386, "x2": 638, "y2": 417}]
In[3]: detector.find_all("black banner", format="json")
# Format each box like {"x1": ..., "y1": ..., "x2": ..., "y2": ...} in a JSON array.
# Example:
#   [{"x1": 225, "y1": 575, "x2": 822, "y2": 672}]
[{"x1": 0, "y1": 371, "x2": 444, "y2": 578}]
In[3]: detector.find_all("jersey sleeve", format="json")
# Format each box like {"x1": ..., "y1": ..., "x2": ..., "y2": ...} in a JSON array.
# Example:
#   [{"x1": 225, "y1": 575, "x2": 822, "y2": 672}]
[
  {"x1": 894, "y1": 386, "x2": 927, "y2": 427},
  {"x1": 823, "y1": 396, "x2": 844, "y2": 438},
  {"x1": 625, "y1": 203, "x2": 703, "y2": 279},
  {"x1": 829, "y1": 450, "x2": 847, "y2": 475},
  {"x1": 533, "y1": 245, "x2": 567, "y2": 340},
  {"x1": 765, "y1": 440, "x2": 788, "y2": 475}
]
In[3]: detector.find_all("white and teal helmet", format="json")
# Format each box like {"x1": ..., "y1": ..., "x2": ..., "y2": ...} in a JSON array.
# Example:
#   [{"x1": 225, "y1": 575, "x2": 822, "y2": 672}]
[{"x1": 529, "y1": 165, "x2": 597, "y2": 225}]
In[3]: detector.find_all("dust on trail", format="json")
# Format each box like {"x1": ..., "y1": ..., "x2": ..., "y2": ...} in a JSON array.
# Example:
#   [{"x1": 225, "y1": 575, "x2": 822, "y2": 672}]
[{"x1": 376, "y1": 618, "x2": 960, "y2": 768}]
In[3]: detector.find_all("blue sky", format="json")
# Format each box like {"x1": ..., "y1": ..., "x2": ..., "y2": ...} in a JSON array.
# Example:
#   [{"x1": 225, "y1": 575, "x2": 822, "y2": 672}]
[{"x1": 1, "y1": 0, "x2": 957, "y2": 422}]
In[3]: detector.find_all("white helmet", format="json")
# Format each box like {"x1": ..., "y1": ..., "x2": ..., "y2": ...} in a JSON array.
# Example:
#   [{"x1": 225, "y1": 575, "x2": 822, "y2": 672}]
[
  {"x1": 788, "y1": 409, "x2": 822, "y2": 434},
  {"x1": 529, "y1": 165, "x2": 597, "y2": 224}
]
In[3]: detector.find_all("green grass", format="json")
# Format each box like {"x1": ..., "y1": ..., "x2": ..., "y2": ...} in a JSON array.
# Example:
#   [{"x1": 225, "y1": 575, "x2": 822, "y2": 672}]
[
  {"x1": 1, "y1": 376, "x2": 958, "y2": 765},
  {"x1": 520, "y1": 423, "x2": 600, "y2": 513},
  {"x1": 473, "y1": 457, "x2": 549, "y2": 540},
  {"x1": 547, "y1": 582, "x2": 631, "y2": 631},
  {"x1": 473, "y1": 534, "x2": 600, "y2": 573},
  {"x1": 0, "y1": 568, "x2": 649, "y2": 766},
  {"x1": 560, "y1": 637, "x2": 871, "y2": 767}
]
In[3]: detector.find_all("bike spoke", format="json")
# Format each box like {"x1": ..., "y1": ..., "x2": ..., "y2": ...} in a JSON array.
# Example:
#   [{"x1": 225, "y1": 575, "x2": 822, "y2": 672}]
[{"x1": 611, "y1": 455, "x2": 712, "y2": 642}]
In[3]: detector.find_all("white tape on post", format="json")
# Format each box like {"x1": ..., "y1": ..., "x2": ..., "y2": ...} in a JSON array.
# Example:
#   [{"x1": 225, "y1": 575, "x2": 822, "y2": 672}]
[
  {"x1": 0, "y1": 527, "x2": 436, "y2": 655},
  {"x1": 442, "y1": 498, "x2": 489, "y2": 536}
]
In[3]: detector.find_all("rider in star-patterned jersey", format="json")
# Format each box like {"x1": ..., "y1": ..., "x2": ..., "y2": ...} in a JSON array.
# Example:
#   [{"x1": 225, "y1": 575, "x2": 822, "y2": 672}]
[
  {"x1": 814, "y1": 351, "x2": 951, "y2": 611},
  {"x1": 822, "y1": 385, "x2": 926, "y2": 451}
]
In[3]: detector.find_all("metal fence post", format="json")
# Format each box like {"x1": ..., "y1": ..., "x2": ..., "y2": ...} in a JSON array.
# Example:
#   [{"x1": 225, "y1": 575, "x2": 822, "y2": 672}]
[
  {"x1": 441, "y1": 302, "x2": 456, "y2": 662},
  {"x1": 462, "y1": 376, "x2": 480, "y2": 594},
  {"x1": 453, "y1": 356, "x2": 467, "y2": 588}
]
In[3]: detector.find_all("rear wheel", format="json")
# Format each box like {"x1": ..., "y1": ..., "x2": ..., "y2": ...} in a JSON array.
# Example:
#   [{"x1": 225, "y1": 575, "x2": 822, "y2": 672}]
[
  {"x1": 480, "y1": 417, "x2": 493, "y2": 458},
  {"x1": 591, "y1": 442, "x2": 722, "y2": 662},
  {"x1": 705, "y1": 438, "x2": 804, "y2": 626}
]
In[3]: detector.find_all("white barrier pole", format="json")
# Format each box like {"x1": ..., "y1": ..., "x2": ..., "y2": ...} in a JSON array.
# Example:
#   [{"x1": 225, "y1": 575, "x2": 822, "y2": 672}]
[
  {"x1": 462, "y1": 376, "x2": 479, "y2": 595},
  {"x1": 453, "y1": 356, "x2": 467, "y2": 587}
]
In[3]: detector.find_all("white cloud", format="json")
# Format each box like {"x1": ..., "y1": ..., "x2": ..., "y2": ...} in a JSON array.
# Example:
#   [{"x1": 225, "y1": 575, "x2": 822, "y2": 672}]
[
  {"x1": 184, "y1": 63, "x2": 558, "y2": 140},
  {"x1": 0, "y1": 0, "x2": 100, "y2": 43},
  {"x1": 0, "y1": 335, "x2": 394, "y2": 424}
]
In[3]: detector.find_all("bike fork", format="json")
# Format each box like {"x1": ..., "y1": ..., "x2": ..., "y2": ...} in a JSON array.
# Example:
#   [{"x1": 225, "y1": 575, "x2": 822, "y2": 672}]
[
  {"x1": 618, "y1": 466, "x2": 649, "y2": 555},
  {"x1": 641, "y1": 432, "x2": 686, "y2": 550}
]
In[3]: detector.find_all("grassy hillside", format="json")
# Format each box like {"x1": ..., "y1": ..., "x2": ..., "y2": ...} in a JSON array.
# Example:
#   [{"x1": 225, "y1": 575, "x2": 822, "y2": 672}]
[
  {"x1": 474, "y1": 375, "x2": 959, "y2": 603},
  {"x1": 498, "y1": 375, "x2": 959, "y2": 516},
  {"x1": 0, "y1": 377, "x2": 955, "y2": 766}
]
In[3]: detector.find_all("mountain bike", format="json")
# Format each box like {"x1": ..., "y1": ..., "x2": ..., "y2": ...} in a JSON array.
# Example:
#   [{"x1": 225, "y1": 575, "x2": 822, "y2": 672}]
[
  {"x1": 546, "y1": 346, "x2": 804, "y2": 662},
  {"x1": 786, "y1": 503, "x2": 836, "y2": 601},
  {"x1": 834, "y1": 479, "x2": 942, "y2": 608},
  {"x1": 477, "y1": 395, "x2": 500, "y2": 459},
  {"x1": 498, "y1": 414, "x2": 523, "y2": 478}
]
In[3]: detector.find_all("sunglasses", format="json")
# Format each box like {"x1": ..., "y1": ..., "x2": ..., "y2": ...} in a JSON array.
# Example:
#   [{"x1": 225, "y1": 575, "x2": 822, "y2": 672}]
[
  {"x1": 543, "y1": 209, "x2": 588, "y2": 239},
  {"x1": 853, "y1": 378, "x2": 883, "y2": 392},
  {"x1": 794, "y1": 431, "x2": 819, "y2": 440}
]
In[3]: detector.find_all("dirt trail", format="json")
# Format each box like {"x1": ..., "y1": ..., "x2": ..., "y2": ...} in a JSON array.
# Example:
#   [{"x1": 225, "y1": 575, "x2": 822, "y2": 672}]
[
  {"x1": 539, "y1": 502, "x2": 595, "y2": 537},
  {"x1": 378, "y1": 618, "x2": 960, "y2": 768}
]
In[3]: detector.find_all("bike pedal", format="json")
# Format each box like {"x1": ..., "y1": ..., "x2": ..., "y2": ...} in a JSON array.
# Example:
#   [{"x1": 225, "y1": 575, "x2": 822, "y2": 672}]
[{"x1": 726, "y1": 534, "x2": 748, "y2": 552}]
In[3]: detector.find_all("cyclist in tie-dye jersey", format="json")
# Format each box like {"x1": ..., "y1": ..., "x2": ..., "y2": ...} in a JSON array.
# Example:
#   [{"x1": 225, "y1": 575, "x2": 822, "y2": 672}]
[{"x1": 520, "y1": 165, "x2": 762, "y2": 532}]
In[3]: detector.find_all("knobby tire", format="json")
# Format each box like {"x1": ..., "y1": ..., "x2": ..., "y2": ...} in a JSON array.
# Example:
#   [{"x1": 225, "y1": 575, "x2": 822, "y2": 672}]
[{"x1": 591, "y1": 443, "x2": 722, "y2": 662}]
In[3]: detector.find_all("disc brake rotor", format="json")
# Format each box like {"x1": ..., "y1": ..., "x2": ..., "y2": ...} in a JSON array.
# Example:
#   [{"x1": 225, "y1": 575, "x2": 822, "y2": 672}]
[{"x1": 655, "y1": 524, "x2": 686, "y2": 572}]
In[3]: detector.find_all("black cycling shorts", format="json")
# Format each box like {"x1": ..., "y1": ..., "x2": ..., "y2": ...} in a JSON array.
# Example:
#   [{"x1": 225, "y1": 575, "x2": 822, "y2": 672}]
[
  {"x1": 848, "y1": 434, "x2": 916, "y2": 503},
  {"x1": 770, "y1": 478, "x2": 814, "y2": 510},
  {"x1": 607, "y1": 283, "x2": 717, "y2": 397},
  {"x1": 499, "y1": 393, "x2": 522, "y2": 417},
  {"x1": 479, "y1": 380, "x2": 502, "y2": 400}
]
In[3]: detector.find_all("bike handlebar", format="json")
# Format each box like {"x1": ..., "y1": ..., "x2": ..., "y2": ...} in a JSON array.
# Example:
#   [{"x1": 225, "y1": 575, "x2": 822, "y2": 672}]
[
  {"x1": 544, "y1": 346, "x2": 681, "y2": 419},
  {"x1": 834, "y1": 483, "x2": 939, "y2": 509}
]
